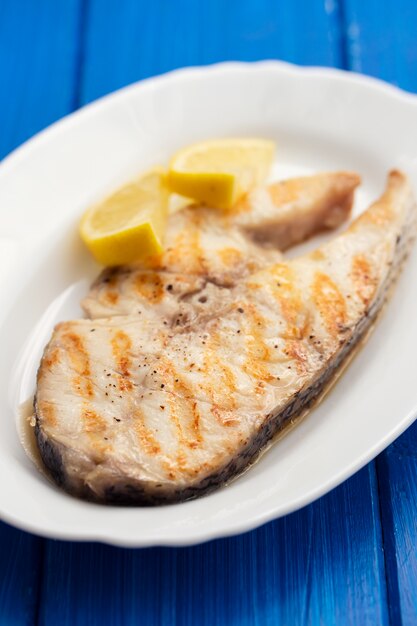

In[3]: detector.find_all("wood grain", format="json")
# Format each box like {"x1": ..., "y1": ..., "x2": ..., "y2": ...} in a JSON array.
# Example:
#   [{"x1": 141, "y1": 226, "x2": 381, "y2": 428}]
[
  {"x1": 0, "y1": 1, "x2": 81, "y2": 624},
  {"x1": 343, "y1": 0, "x2": 417, "y2": 92},
  {"x1": 38, "y1": 468, "x2": 387, "y2": 626},
  {"x1": 0, "y1": 0, "x2": 83, "y2": 159},
  {"x1": 81, "y1": 0, "x2": 345, "y2": 104},
  {"x1": 344, "y1": 2, "x2": 417, "y2": 623},
  {"x1": 0, "y1": 523, "x2": 43, "y2": 626}
]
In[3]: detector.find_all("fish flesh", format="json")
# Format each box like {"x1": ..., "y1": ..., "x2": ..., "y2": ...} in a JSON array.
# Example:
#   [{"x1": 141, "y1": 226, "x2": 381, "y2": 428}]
[
  {"x1": 82, "y1": 172, "x2": 360, "y2": 320},
  {"x1": 34, "y1": 170, "x2": 416, "y2": 504}
]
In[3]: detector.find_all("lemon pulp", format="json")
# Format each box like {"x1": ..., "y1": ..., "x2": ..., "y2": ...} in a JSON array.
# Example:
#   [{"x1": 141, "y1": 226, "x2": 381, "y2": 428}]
[
  {"x1": 167, "y1": 138, "x2": 275, "y2": 209},
  {"x1": 80, "y1": 167, "x2": 168, "y2": 266}
]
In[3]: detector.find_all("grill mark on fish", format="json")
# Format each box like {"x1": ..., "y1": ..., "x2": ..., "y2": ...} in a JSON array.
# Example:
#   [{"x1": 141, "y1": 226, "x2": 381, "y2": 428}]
[
  {"x1": 172, "y1": 392, "x2": 196, "y2": 455},
  {"x1": 118, "y1": 376, "x2": 134, "y2": 392},
  {"x1": 148, "y1": 356, "x2": 204, "y2": 450},
  {"x1": 310, "y1": 249, "x2": 325, "y2": 262},
  {"x1": 229, "y1": 194, "x2": 252, "y2": 215},
  {"x1": 171, "y1": 375, "x2": 203, "y2": 447},
  {"x1": 162, "y1": 462, "x2": 177, "y2": 481},
  {"x1": 284, "y1": 339, "x2": 310, "y2": 374},
  {"x1": 98, "y1": 271, "x2": 120, "y2": 306},
  {"x1": 111, "y1": 330, "x2": 133, "y2": 390},
  {"x1": 217, "y1": 247, "x2": 243, "y2": 268},
  {"x1": 105, "y1": 291, "x2": 119, "y2": 305},
  {"x1": 37, "y1": 401, "x2": 57, "y2": 427},
  {"x1": 60, "y1": 330, "x2": 93, "y2": 398},
  {"x1": 242, "y1": 305, "x2": 274, "y2": 388},
  {"x1": 165, "y1": 228, "x2": 206, "y2": 275},
  {"x1": 83, "y1": 407, "x2": 106, "y2": 433},
  {"x1": 167, "y1": 393, "x2": 202, "y2": 451},
  {"x1": 134, "y1": 272, "x2": 165, "y2": 303},
  {"x1": 43, "y1": 347, "x2": 61, "y2": 370},
  {"x1": 167, "y1": 392, "x2": 187, "y2": 448},
  {"x1": 133, "y1": 408, "x2": 161, "y2": 456},
  {"x1": 202, "y1": 329, "x2": 238, "y2": 413},
  {"x1": 147, "y1": 251, "x2": 165, "y2": 270},
  {"x1": 190, "y1": 400, "x2": 201, "y2": 445},
  {"x1": 205, "y1": 355, "x2": 237, "y2": 412},
  {"x1": 312, "y1": 272, "x2": 347, "y2": 338},
  {"x1": 267, "y1": 264, "x2": 305, "y2": 339},
  {"x1": 360, "y1": 198, "x2": 393, "y2": 227},
  {"x1": 268, "y1": 180, "x2": 300, "y2": 206},
  {"x1": 82, "y1": 406, "x2": 111, "y2": 461},
  {"x1": 351, "y1": 254, "x2": 378, "y2": 306}
]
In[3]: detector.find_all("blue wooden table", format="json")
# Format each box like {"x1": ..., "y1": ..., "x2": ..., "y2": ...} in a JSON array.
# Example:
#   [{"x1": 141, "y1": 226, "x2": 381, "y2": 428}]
[{"x1": 1, "y1": 1, "x2": 417, "y2": 624}]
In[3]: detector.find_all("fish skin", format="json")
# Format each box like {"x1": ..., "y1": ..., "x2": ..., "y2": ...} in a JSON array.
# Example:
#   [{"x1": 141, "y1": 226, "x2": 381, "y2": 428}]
[
  {"x1": 82, "y1": 172, "x2": 360, "y2": 320},
  {"x1": 35, "y1": 170, "x2": 416, "y2": 505}
]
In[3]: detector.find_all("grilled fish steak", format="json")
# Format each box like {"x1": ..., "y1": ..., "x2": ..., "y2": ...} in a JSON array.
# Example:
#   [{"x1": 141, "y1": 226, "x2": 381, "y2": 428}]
[
  {"x1": 35, "y1": 170, "x2": 416, "y2": 504},
  {"x1": 82, "y1": 172, "x2": 360, "y2": 320}
]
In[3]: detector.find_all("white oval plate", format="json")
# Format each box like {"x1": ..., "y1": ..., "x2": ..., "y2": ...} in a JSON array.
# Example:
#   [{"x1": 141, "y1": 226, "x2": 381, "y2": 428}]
[{"x1": 1, "y1": 61, "x2": 417, "y2": 547}]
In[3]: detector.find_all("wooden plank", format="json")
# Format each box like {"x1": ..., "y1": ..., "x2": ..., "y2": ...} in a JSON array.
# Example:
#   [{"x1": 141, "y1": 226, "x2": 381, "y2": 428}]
[
  {"x1": 344, "y1": 2, "x2": 417, "y2": 624},
  {"x1": 342, "y1": 0, "x2": 417, "y2": 92},
  {"x1": 0, "y1": 523, "x2": 43, "y2": 626},
  {"x1": 81, "y1": 0, "x2": 345, "y2": 104},
  {"x1": 38, "y1": 468, "x2": 387, "y2": 626},
  {"x1": 37, "y1": 2, "x2": 389, "y2": 624},
  {"x1": 0, "y1": 1, "x2": 83, "y2": 624},
  {"x1": 0, "y1": 0, "x2": 84, "y2": 159},
  {"x1": 376, "y1": 437, "x2": 417, "y2": 626}
]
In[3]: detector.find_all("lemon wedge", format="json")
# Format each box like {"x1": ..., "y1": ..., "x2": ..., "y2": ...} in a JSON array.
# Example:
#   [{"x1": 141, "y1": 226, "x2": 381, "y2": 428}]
[
  {"x1": 167, "y1": 138, "x2": 275, "y2": 209},
  {"x1": 80, "y1": 167, "x2": 168, "y2": 266}
]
